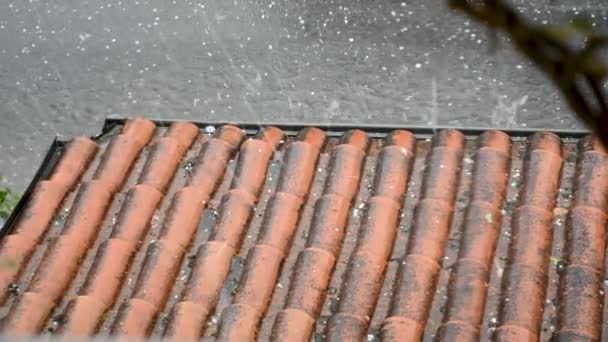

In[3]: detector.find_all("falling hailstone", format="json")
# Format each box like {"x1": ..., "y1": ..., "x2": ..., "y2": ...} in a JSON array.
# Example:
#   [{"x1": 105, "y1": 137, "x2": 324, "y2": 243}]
[{"x1": 205, "y1": 125, "x2": 216, "y2": 134}]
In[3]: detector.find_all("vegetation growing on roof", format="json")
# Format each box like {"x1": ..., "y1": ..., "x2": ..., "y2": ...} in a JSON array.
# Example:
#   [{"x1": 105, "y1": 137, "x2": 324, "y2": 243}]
[{"x1": 0, "y1": 180, "x2": 21, "y2": 220}]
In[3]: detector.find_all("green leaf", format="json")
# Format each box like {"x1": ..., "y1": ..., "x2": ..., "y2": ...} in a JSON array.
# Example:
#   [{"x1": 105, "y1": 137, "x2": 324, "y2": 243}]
[
  {"x1": 550, "y1": 256, "x2": 562, "y2": 265},
  {"x1": 0, "y1": 189, "x2": 7, "y2": 204},
  {"x1": 484, "y1": 213, "x2": 493, "y2": 223},
  {"x1": 0, "y1": 187, "x2": 22, "y2": 219}
]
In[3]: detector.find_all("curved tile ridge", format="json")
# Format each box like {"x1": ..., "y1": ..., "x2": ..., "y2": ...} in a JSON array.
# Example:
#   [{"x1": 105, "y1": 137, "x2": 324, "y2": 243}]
[
  {"x1": 437, "y1": 131, "x2": 512, "y2": 341},
  {"x1": 317, "y1": 131, "x2": 417, "y2": 342},
  {"x1": 215, "y1": 130, "x2": 370, "y2": 342},
  {"x1": 494, "y1": 132, "x2": 564, "y2": 341},
  {"x1": 554, "y1": 136, "x2": 608, "y2": 341},
  {"x1": 110, "y1": 127, "x2": 283, "y2": 340},
  {"x1": 55, "y1": 122, "x2": 203, "y2": 338},
  {"x1": 163, "y1": 128, "x2": 326, "y2": 342},
  {"x1": 0, "y1": 135, "x2": 99, "y2": 304},
  {"x1": 381, "y1": 129, "x2": 466, "y2": 341},
  {"x1": 0, "y1": 118, "x2": 156, "y2": 337}
]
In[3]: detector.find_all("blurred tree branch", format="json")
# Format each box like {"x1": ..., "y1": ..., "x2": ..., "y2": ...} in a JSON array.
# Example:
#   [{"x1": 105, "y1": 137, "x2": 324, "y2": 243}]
[{"x1": 449, "y1": 0, "x2": 608, "y2": 145}]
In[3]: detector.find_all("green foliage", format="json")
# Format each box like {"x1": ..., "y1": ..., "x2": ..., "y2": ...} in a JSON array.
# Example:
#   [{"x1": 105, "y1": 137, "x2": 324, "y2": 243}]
[
  {"x1": 0, "y1": 182, "x2": 21, "y2": 220},
  {"x1": 484, "y1": 212, "x2": 493, "y2": 223}
]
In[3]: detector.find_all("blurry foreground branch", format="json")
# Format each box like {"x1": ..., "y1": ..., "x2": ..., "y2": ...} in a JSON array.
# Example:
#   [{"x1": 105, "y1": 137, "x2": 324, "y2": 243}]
[{"x1": 449, "y1": 0, "x2": 608, "y2": 145}]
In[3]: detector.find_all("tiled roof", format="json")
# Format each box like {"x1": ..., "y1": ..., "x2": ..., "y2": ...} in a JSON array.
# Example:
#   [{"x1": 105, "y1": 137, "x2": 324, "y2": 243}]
[{"x1": 0, "y1": 118, "x2": 606, "y2": 341}]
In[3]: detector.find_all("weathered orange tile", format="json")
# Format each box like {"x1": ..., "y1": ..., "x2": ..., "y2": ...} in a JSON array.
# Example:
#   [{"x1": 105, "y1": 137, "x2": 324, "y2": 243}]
[
  {"x1": 164, "y1": 121, "x2": 199, "y2": 154},
  {"x1": 387, "y1": 254, "x2": 441, "y2": 321},
  {"x1": 327, "y1": 313, "x2": 367, "y2": 341},
  {"x1": 188, "y1": 139, "x2": 239, "y2": 196},
  {"x1": 109, "y1": 184, "x2": 163, "y2": 245},
  {"x1": 59, "y1": 180, "x2": 113, "y2": 245},
  {"x1": 120, "y1": 117, "x2": 156, "y2": 149},
  {"x1": 165, "y1": 127, "x2": 322, "y2": 341},
  {"x1": 406, "y1": 198, "x2": 454, "y2": 261},
  {"x1": 437, "y1": 321, "x2": 480, "y2": 342},
  {"x1": 469, "y1": 152, "x2": 511, "y2": 208},
  {"x1": 4, "y1": 123, "x2": 603, "y2": 342},
  {"x1": 0, "y1": 234, "x2": 37, "y2": 303},
  {"x1": 332, "y1": 253, "x2": 386, "y2": 322},
  {"x1": 157, "y1": 187, "x2": 206, "y2": 250},
  {"x1": 372, "y1": 145, "x2": 414, "y2": 202},
  {"x1": 282, "y1": 248, "x2": 335, "y2": 319},
  {"x1": 182, "y1": 241, "x2": 235, "y2": 307},
  {"x1": 325, "y1": 132, "x2": 415, "y2": 341},
  {"x1": 303, "y1": 194, "x2": 350, "y2": 257},
  {"x1": 419, "y1": 147, "x2": 464, "y2": 202},
  {"x1": 564, "y1": 206, "x2": 606, "y2": 271},
  {"x1": 0, "y1": 292, "x2": 54, "y2": 336},
  {"x1": 232, "y1": 245, "x2": 284, "y2": 313},
  {"x1": 571, "y1": 151, "x2": 608, "y2": 209},
  {"x1": 477, "y1": 130, "x2": 511, "y2": 152},
  {"x1": 275, "y1": 141, "x2": 321, "y2": 198},
  {"x1": 494, "y1": 134, "x2": 564, "y2": 340},
  {"x1": 131, "y1": 240, "x2": 184, "y2": 311},
  {"x1": 499, "y1": 263, "x2": 548, "y2": 335},
  {"x1": 271, "y1": 309, "x2": 316, "y2": 342},
  {"x1": 381, "y1": 316, "x2": 425, "y2": 342},
  {"x1": 295, "y1": 127, "x2": 326, "y2": 153},
  {"x1": 230, "y1": 138, "x2": 274, "y2": 197},
  {"x1": 163, "y1": 301, "x2": 209, "y2": 342},
  {"x1": 556, "y1": 266, "x2": 603, "y2": 341},
  {"x1": 28, "y1": 234, "x2": 88, "y2": 302},
  {"x1": 111, "y1": 298, "x2": 157, "y2": 339},
  {"x1": 338, "y1": 129, "x2": 368, "y2": 151},
  {"x1": 455, "y1": 202, "x2": 502, "y2": 266},
  {"x1": 518, "y1": 150, "x2": 563, "y2": 208},
  {"x1": 58, "y1": 295, "x2": 106, "y2": 337},
  {"x1": 213, "y1": 124, "x2": 246, "y2": 150},
  {"x1": 432, "y1": 129, "x2": 466, "y2": 151},
  {"x1": 255, "y1": 193, "x2": 303, "y2": 255},
  {"x1": 385, "y1": 129, "x2": 416, "y2": 151},
  {"x1": 48, "y1": 136, "x2": 99, "y2": 188},
  {"x1": 323, "y1": 144, "x2": 366, "y2": 199},
  {"x1": 216, "y1": 304, "x2": 261, "y2": 342},
  {"x1": 93, "y1": 135, "x2": 147, "y2": 193},
  {"x1": 439, "y1": 135, "x2": 510, "y2": 339},
  {"x1": 11, "y1": 180, "x2": 69, "y2": 242},
  {"x1": 208, "y1": 189, "x2": 256, "y2": 250},
  {"x1": 440, "y1": 260, "x2": 488, "y2": 336},
  {"x1": 555, "y1": 137, "x2": 608, "y2": 341},
  {"x1": 352, "y1": 196, "x2": 400, "y2": 262},
  {"x1": 79, "y1": 238, "x2": 135, "y2": 308},
  {"x1": 494, "y1": 324, "x2": 537, "y2": 342},
  {"x1": 255, "y1": 126, "x2": 284, "y2": 149},
  {"x1": 136, "y1": 137, "x2": 184, "y2": 194}
]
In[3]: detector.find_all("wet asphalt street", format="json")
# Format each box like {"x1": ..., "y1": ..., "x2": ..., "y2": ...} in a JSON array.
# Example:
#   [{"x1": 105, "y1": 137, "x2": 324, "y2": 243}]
[{"x1": 1, "y1": 0, "x2": 607, "y2": 191}]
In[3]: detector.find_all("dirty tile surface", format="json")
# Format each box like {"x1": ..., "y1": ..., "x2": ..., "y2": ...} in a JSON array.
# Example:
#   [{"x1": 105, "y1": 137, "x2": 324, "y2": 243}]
[{"x1": 0, "y1": 118, "x2": 606, "y2": 342}]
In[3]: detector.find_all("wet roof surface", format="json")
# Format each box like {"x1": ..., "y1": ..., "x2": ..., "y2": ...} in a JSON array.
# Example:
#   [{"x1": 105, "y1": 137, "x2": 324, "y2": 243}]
[{"x1": 0, "y1": 118, "x2": 607, "y2": 341}]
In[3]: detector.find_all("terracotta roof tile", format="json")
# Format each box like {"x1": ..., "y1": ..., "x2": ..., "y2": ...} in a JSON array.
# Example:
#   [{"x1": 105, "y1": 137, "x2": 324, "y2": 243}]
[
  {"x1": 1, "y1": 122, "x2": 607, "y2": 342},
  {"x1": 0, "y1": 136, "x2": 98, "y2": 304}
]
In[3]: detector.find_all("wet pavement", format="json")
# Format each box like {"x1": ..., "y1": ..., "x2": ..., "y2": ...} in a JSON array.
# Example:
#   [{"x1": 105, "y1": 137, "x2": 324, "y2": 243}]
[{"x1": 1, "y1": 0, "x2": 607, "y2": 191}]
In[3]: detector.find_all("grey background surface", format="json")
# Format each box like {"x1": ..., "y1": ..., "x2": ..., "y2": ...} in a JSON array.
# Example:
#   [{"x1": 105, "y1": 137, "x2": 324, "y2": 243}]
[{"x1": 1, "y1": 0, "x2": 606, "y2": 192}]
